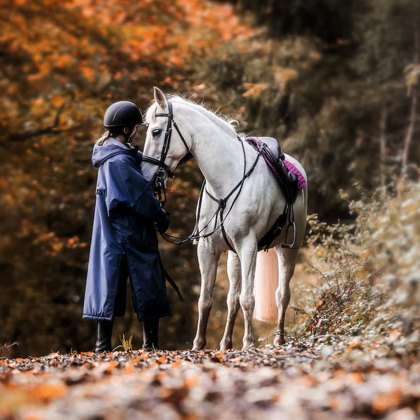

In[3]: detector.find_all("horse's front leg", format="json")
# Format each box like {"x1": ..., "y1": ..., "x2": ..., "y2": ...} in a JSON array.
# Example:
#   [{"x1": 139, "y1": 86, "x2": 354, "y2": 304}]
[
  {"x1": 273, "y1": 247, "x2": 298, "y2": 346},
  {"x1": 192, "y1": 241, "x2": 221, "y2": 350},
  {"x1": 238, "y1": 242, "x2": 258, "y2": 350},
  {"x1": 219, "y1": 251, "x2": 241, "y2": 352}
]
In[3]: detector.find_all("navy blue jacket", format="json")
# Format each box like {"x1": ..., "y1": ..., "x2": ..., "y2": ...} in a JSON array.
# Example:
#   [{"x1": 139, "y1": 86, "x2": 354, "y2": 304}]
[{"x1": 83, "y1": 138, "x2": 171, "y2": 321}]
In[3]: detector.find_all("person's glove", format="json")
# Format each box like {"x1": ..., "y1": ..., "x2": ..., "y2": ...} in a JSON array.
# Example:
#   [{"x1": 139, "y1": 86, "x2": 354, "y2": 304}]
[{"x1": 155, "y1": 209, "x2": 170, "y2": 234}]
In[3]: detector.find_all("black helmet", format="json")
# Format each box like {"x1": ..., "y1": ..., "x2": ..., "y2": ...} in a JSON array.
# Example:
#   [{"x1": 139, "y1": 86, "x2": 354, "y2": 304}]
[{"x1": 103, "y1": 101, "x2": 143, "y2": 128}]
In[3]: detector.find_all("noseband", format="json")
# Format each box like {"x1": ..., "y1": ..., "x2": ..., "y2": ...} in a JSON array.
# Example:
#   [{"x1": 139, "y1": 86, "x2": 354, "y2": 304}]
[{"x1": 142, "y1": 101, "x2": 193, "y2": 179}]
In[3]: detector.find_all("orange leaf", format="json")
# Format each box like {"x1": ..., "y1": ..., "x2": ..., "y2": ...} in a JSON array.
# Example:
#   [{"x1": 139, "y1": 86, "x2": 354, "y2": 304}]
[
  {"x1": 81, "y1": 66, "x2": 95, "y2": 82},
  {"x1": 29, "y1": 383, "x2": 68, "y2": 401},
  {"x1": 348, "y1": 372, "x2": 364, "y2": 383},
  {"x1": 348, "y1": 338, "x2": 363, "y2": 350},
  {"x1": 157, "y1": 355, "x2": 168, "y2": 364},
  {"x1": 372, "y1": 389, "x2": 403, "y2": 413},
  {"x1": 103, "y1": 361, "x2": 119, "y2": 373},
  {"x1": 51, "y1": 95, "x2": 64, "y2": 108},
  {"x1": 242, "y1": 83, "x2": 268, "y2": 98}
]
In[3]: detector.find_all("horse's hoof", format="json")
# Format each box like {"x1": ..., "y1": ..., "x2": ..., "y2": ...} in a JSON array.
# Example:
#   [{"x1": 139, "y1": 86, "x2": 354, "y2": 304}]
[
  {"x1": 191, "y1": 345, "x2": 202, "y2": 351},
  {"x1": 219, "y1": 344, "x2": 229, "y2": 353},
  {"x1": 219, "y1": 339, "x2": 232, "y2": 353},
  {"x1": 192, "y1": 341, "x2": 206, "y2": 351},
  {"x1": 273, "y1": 336, "x2": 285, "y2": 346},
  {"x1": 241, "y1": 343, "x2": 255, "y2": 351}
]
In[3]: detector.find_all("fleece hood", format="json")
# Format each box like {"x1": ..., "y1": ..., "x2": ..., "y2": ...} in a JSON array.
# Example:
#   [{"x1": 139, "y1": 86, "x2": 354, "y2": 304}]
[{"x1": 91, "y1": 138, "x2": 138, "y2": 168}]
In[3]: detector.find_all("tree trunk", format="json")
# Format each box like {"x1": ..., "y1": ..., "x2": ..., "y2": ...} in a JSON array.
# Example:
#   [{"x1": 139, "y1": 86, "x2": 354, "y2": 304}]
[
  {"x1": 402, "y1": 28, "x2": 419, "y2": 176},
  {"x1": 379, "y1": 104, "x2": 388, "y2": 188},
  {"x1": 401, "y1": 86, "x2": 417, "y2": 175}
]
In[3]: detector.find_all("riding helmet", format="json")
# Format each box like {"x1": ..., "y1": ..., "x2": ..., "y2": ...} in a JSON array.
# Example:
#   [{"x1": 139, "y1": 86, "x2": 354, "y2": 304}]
[{"x1": 103, "y1": 101, "x2": 143, "y2": 128}]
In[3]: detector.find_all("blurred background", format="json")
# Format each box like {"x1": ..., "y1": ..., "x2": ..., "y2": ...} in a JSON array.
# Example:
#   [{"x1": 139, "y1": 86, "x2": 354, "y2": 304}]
[{"x1": 0, "y1": 0, "x2": 418, "y2": 357}]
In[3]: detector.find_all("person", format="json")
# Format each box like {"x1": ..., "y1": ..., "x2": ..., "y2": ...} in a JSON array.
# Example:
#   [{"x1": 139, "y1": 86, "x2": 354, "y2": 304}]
[{"x1": 83, "y1": 100, "x2": 171, "y2": 352}]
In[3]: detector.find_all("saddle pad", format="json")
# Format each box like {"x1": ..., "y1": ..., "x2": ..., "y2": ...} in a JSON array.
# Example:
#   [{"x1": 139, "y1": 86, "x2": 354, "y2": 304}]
[
  {"x1": 284, "y1": 159, "x2": 306, "y2": 190},
  {"x1": 246, "y1": 136, "x2": 306, "y2": 190}
]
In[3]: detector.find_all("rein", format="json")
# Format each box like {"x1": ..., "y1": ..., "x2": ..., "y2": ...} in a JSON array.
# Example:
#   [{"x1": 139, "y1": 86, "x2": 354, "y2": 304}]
[{"x1": 161, "y1": 136, "x2": 261, "y2": 248}]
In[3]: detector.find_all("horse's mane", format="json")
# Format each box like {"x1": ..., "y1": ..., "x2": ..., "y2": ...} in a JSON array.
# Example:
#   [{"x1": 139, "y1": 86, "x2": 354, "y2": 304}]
[{"x1": 148, "y1": 95, "x2": 239, "y2": 137}]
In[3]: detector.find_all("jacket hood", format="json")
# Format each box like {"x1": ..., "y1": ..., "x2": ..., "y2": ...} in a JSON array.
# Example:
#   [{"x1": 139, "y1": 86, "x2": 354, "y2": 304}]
[{"x1": 92, "y1": 138, "x2": 136, "y2": 168}]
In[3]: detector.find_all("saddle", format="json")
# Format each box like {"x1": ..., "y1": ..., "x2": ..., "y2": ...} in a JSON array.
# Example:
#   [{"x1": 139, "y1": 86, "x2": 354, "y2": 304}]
[{"x1": 245, "y1": 136, "x2": 303, "y2": 250}]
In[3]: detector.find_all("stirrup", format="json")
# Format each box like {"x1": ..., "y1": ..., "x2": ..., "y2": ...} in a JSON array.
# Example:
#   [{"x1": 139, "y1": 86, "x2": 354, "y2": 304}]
[{"x1": 282, "y1": 221, "x2": 297, "y2": 249}]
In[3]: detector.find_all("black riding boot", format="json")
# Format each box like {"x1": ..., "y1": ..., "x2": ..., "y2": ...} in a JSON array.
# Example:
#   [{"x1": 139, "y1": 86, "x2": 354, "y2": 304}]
[
  {"x1": 142, "y1": 318, "x2": 159, "y2": 350},
  {"x1": 94, "y1": 319, "x2": 113, "y2": 353}
]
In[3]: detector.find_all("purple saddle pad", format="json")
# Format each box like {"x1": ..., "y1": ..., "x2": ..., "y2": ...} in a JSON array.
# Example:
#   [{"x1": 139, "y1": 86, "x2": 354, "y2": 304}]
[
  {"x1": 246, "y1": 136, "x2": 306, "y2": 190},
  {"x1": 283, "y1": 160, "x2": 306, "y2": 190}
]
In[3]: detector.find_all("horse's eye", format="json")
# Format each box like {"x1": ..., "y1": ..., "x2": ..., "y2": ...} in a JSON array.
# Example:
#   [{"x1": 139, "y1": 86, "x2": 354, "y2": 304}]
[{"x1": 152, "y1": 128, "x2": 162, "y2": 138}]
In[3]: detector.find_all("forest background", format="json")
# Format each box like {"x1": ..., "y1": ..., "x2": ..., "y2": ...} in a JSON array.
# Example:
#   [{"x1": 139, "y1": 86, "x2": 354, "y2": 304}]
[{"x1": 0, "y1": 0, "x2": 418, "y2": 357}]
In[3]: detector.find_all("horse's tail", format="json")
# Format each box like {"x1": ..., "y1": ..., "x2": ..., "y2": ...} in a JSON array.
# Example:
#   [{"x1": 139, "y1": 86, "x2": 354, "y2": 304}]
[
  {"x1": 254, "y1": 155, "x2": 307, "y2": 323},
  {"x1": 253, "y1": 248, "x2": 278, "y2": 322}
]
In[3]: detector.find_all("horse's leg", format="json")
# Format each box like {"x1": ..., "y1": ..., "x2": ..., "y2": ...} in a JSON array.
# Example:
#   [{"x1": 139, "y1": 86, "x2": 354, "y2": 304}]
[
  {"x1": 273, "y1": 247, "x2": 298, "y2": 345},
  {"x1": 219, "y1": 251, "x2": 241, "y2": 352},
  {"x1": 238, "y1": 242, "x2": 258, "y2": 350},
  {"x1": 192, "y1": 241, "x2": 221, "y2": 350}
]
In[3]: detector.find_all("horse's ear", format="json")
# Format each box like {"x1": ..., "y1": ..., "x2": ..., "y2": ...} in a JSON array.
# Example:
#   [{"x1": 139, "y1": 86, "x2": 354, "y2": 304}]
[{"x1": 153, "y1": 86, "x2": 168, "y2": 111}]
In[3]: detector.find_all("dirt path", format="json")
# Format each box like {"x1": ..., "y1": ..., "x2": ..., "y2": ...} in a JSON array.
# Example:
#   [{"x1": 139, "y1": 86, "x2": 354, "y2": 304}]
[{"x1": 0, "y1": 341, "x2": 418, "y2": 419}]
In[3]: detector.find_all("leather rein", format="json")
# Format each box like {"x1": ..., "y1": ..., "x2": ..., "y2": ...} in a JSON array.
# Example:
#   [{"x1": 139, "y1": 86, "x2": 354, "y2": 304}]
[{"x1": 142, "y1": 100, "x2": 261, "y2": 248}]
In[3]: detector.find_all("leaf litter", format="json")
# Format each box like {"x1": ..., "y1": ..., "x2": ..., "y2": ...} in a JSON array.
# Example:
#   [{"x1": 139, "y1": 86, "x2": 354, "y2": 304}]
[{"x1": 0, "y1": 336, "x2": 418, "y2": 419}]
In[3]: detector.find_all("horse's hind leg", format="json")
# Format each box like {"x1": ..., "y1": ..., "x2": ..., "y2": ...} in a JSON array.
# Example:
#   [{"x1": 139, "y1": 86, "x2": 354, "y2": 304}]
[
  {"x1": 273, "y1": 247, "x2": 298, "y2": 345},
  {"x1": 219, "y1": 251, "x2": 241, "y2": 352},
  {"x1": 192, "y1": 241, "x2": 221, "y2": 351}
]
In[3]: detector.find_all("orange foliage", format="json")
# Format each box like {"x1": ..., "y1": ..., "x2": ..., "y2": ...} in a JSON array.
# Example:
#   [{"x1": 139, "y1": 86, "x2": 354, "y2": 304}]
[
  {"x1": 28, "y1": 383, "x2": 68, "y2": 401},
  {"x1": 2, "y1": 0, "x2": 254, "y2": 141},
  {"x1": 0, "y1": 0, "x2": 257, "y2": 357},
  {"x1": 242, "y1": 82, "x2": 269, "y2": 98},
  {"x1": 1, "y1": 0, "x2": 256, "y2": 252}
]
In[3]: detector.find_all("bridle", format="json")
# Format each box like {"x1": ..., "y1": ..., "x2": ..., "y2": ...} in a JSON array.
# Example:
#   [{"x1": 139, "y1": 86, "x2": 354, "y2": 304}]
[
  {"x1": 142, "y1": 101, "x2": 193, "y2": 181},
  {"x1": 141, "y1": 101, "x2": 193, "y2": 203},
  {"x1": 141, "y1": 100, "x2": 262, "y2": 249}
]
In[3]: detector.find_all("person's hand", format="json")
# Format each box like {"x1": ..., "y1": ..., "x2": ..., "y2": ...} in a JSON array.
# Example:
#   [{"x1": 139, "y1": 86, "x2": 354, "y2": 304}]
[{"x1": 156, "y1": 210, "x2": 170, "y2": 233}]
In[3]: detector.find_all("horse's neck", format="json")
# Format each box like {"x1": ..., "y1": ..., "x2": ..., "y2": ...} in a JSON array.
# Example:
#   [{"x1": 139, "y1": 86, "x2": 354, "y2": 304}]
[{"x1": 188, "y1": 113, "x2": 244, "y2": 198}]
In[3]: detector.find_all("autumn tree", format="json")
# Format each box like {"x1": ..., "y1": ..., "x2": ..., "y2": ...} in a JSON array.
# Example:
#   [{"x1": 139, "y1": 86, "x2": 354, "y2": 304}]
[{"x1": 0, "y1": 0, "x2": 253, "y2": 356}]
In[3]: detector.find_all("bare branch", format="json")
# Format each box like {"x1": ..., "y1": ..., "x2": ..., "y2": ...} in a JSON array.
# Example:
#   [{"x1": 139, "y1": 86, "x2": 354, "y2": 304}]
[{"x1": 11, "y1": 104, "x2": 66, "y2": 141}]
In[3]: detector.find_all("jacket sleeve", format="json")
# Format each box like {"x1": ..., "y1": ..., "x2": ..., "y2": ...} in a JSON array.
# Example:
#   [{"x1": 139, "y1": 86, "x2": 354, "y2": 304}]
[{"x1": 103, "y1": 158, "x2": 167, "y2": 223}]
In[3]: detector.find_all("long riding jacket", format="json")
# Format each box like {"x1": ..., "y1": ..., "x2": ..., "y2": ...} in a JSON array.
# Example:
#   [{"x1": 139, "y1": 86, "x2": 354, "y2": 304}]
[{"x1": 83, "y1": 138, "x2": 171, "y2": 321}]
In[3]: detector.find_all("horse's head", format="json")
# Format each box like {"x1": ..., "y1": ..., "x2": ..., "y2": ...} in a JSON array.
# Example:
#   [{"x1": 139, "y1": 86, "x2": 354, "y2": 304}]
[{"x1": 141, "y1": 87, "x2": 192, "y2": 182}]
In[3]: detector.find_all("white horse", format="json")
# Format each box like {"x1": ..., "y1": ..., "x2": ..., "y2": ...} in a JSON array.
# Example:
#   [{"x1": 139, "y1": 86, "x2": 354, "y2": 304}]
[{"x1": 141, "y1": 87, "x2": 308, "y2": 351}]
